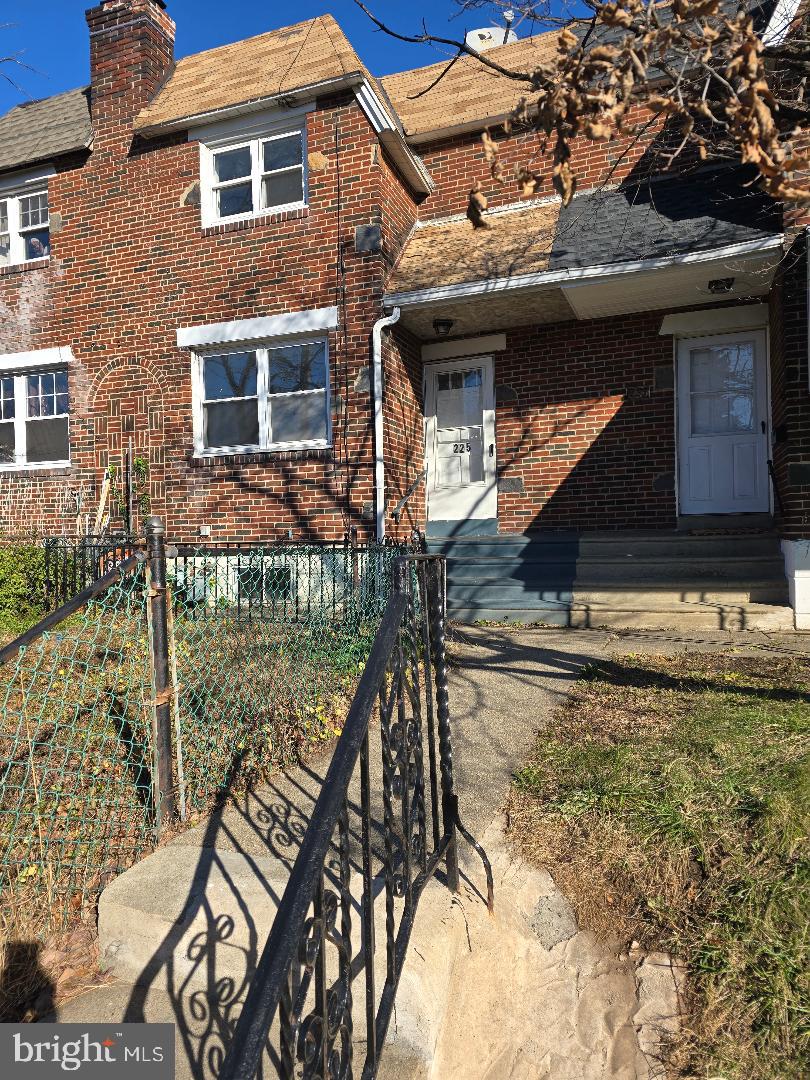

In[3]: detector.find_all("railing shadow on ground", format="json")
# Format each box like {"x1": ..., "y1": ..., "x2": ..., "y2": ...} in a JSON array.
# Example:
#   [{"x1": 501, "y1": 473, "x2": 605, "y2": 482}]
[
  {"x1": 121, "y1": 782, "x2": 274, "y2": 1076},
  {"x1": 118, "y1": 755, "x2": 392, "y2": 1079}
]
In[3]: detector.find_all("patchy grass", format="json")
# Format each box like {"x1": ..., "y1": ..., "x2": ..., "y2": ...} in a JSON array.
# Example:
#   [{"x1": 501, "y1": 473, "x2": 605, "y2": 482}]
[
  {"x1": 1, "y1": 603, "x2": 373, "y2": 947},
  {"x1": 507, "y1": 650, "x2": 810, "y2": 1080}
]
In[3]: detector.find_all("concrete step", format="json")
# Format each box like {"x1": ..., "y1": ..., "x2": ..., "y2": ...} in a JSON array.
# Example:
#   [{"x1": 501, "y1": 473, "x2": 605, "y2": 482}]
[
  {"x1": 428, "y1": 532, "x2": 783, "y2": 561},
  {"x1": 91, "y1": 839, "x2": 464, "y2": 1080},
  {"x1": 98, "y1": 843, "x2": 289, "y2": 993},
  {"x1": 445, "y1": 558, "x2": 788, "y2": 586},
  {"x1": 447, "y1": 601, "x2": 795, "y2": 631},
  {"x1": 445, "y1": 583, "x2": 790, "y2": 606}
]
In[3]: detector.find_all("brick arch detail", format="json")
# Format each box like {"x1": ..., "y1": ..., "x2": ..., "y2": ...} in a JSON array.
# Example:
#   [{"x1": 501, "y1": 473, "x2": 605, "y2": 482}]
[
  {"x1": 88, "y1": 353, "x2": 170, "y2": 402},
  {"x1": 89, "y1": 357, "x2": 167, "y2": 526}
]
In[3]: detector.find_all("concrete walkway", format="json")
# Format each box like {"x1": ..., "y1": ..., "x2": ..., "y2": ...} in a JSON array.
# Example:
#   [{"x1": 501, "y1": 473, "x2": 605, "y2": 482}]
[
  {"x1": 52, "y1": 625, "x2": 809, "y2": 1078},
  {"x1": 447, "y1": 624, "x2": 809, "y2": 836}
]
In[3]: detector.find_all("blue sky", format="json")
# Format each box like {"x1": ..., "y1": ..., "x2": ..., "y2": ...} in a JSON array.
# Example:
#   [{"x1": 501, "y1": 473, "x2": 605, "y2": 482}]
[{"x1": 0, "y1": 1, "x2": 522, "y2": 113}]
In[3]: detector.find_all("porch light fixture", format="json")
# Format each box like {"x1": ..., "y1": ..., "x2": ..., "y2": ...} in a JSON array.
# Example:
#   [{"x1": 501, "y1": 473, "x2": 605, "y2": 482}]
[
  {"x1": 432, "y1": 318, "x2": 455, "y2": 338},
  {"x1": 708, "y1": 277, "x2": 735, "y2": 294}
]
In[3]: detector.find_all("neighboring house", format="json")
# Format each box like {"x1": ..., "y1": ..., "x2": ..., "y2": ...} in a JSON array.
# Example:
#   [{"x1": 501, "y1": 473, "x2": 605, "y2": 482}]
[{"x1": 0, "y1": 0, "x2": 808, "y2": 627}]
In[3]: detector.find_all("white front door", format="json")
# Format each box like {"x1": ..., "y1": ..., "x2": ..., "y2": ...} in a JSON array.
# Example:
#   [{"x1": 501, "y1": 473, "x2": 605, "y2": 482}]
[
  {"x1": 425, "y1": 356, "x2": 497, "y2": 525},
  {"x1": 677, "y1": 330, "x2": 770, "y2": 515}
]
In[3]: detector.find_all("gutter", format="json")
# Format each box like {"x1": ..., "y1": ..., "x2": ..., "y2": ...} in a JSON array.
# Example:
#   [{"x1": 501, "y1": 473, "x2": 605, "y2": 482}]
[
  {"x1": 372, "y1": 307, "x2": 401, "y2": 542},
  {"x1": 383, "y1": 234, "x2": 785, "y2": 309},
  {"x1": 134, "y1": 73, "x2": 364, "y2": 136}
]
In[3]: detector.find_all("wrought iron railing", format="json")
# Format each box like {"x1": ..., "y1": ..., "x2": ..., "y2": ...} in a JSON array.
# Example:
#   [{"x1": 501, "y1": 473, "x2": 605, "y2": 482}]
[
  {"x1": 220, "y1": 555, "x2": 492, "y2": 1080},
  {"x1": 391, "y1": 467, "x2": 427, "y2": 526},
  {"x1": 767, "y1": 459, "x2": 786, "y2": 516},
  {"x1": 43, "y1": 533, "x2": 138, "y2": 610}
]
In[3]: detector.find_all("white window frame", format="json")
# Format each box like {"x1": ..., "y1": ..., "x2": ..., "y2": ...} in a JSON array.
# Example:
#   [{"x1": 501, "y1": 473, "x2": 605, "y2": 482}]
[
  {"x1": 198, "y1": 115, "x2": 310, "y2": 229},
  {"x1": 192, "y1": 337, "x2": 332, "y2": 457},
  {"x1": 0, "y1": 364, "x2": 70, "y2": 471},
  {"x1": 0, "y1": 169, "x2": 52, "y2": 268}
]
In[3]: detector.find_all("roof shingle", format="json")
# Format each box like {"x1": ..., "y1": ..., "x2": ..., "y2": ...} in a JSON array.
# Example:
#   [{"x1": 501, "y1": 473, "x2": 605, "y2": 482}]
[
  {"x1": 381, "y1": 32, "x2": 560, "y2": 139},
  {"x1": 134, "y1": 15, "x2": 366, "y2": 132},
  {"x1": 387, "y1": 202, "x2": 560, "y2": 294},
  {"x1": 387, "y1": 168, "x2": 782, "y2": 295},
  {"x1": 0, "y1": 87, "x2": 91, "y2": 176},
  {"x1": 550, "y1": 167, "x2": 782, "y2": 270}
]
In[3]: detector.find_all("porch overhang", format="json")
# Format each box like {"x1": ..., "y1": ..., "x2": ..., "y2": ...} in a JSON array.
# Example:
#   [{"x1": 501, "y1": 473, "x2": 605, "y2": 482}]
[{"x1": 383, "y1": 235, "x2": 784, "y2": 339}]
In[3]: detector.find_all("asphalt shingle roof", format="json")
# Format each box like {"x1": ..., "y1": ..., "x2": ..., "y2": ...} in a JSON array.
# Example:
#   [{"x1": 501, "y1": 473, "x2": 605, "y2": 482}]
[
  {"x1": 387, "y1": 168, "x2": 782, "y2": 294},
  {"x1": 381, "y1": 32, "x2": 561, "y2": 139},
  {"x1": 388, "y1": 202, "x2": 560, "y2": 294},
  {"x1": 134, "y1": 16, "x2": 367, "y2": 133},
  {"x1": 549, "y1": 167, "x2": 782, "y2": 270},
  {"x1": 0, "y1": 87, "x2": 92, "y2": 175}
]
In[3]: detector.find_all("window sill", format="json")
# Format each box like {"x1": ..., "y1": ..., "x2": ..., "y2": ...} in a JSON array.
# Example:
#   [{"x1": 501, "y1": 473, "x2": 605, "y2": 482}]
[
  {"x1": 0, "y1": 257, "x2": 50, "y2": 278},
  {"x1": 191, "y1": 446, "x2": 333, "y2": 467},
  {"x1": 201, "y1": 206, "x2": 309, "y2": 237},
  {"x1": 0, "y1": 460, "x2": 71, "y2": 474}
]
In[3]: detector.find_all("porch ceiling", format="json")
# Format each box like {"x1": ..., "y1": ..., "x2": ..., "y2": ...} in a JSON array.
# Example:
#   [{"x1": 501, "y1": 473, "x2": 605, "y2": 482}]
[
  {"x1": 394, "y1": 284, "x2": 575, "y2": 337},
  {"x1": 389, "y1": 240, "x2": 782, "y2": 339},
  {"x1": 561, "y1": 248, "x2": 780, "y2": 320}
]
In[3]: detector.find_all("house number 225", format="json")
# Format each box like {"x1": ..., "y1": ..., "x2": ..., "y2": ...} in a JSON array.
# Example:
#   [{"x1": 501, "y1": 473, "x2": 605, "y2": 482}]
[{"x1": 453, "y1": 442, "x2": 472, "y2": 454}]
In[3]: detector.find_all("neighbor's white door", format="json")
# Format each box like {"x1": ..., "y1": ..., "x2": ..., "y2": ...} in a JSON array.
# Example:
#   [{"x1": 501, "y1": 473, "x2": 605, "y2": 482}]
[
  {"x1": 677, "y1": 330, "x2": 770, "y2": 515},
  {"x1": 425, "y1": 356, "x2": 497, "y2": 523}
]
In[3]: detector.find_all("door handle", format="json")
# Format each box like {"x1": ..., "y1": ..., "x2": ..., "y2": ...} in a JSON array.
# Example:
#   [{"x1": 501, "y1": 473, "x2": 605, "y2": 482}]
[
  {"x1": 761, "y1": 421, "x2": 767, "y2": 434},
  {"x1": 489, "y1": 443, "x2": 494, "y2": 457}
]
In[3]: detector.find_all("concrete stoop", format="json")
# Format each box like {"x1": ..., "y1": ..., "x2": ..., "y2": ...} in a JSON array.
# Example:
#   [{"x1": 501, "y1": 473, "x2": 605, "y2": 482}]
[
  {"x1": 54, "y1": 819, "x2": 682, "y2": 1080},
  {"x1": 429, "y1": 531, "x2": 796, "y2": 631}
]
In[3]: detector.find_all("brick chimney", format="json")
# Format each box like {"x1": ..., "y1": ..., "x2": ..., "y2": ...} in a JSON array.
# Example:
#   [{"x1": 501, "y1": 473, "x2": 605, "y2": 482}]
[{"x1": 86, "y1": 0, "x2": 176, "y2": 132}]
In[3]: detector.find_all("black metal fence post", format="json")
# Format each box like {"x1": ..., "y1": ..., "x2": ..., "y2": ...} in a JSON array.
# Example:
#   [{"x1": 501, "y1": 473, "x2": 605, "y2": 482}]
[
  {"x1": 145, "y1": 516, "x2": 176, "y2": 832},
  {"x1": 427, "y1": 557, "x2": 459, "y2": 893}
]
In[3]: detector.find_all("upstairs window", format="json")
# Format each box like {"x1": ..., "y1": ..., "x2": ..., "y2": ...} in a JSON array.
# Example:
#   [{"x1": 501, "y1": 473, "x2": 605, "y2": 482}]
[
  {"x1": 0, "y1": 367, "x2": 69, "y2": 468},
  {"x1": 202, "y1": 127, "x2": 307, "y2": 226},
  {"x1": 0, "y1": 187, "x2": 50, "y2": 266},
  {"x1": 193, "y1": 339, "x2": 330, "y2": 455}
]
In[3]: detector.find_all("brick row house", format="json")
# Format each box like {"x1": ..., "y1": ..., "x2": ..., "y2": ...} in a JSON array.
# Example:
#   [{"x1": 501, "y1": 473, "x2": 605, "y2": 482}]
[{"x1": 0, "y1": 0, "x2": 808, "y2": 627}]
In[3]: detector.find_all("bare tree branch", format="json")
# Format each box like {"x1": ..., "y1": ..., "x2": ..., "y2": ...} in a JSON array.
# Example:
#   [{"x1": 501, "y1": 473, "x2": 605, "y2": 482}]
[{"x1": 358, "y1": 0, "x2": 810, "y2": 208}]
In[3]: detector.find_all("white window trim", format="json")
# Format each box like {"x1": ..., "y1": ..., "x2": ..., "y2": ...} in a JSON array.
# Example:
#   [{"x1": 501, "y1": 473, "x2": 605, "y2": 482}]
[
  {"x1": 177, "y1": 307, "x2": 338, "y2": 350},
  {"x1": 198, "y1": 110, "x2": 311, "y2": 229},
  {"x1": 0, "y1": 346, "x2": 76, "y2": 372},
  {"x1": 191, "y1": 337, "x2": 332, "y2": 457},
  {"x1": 0, "y1": 169, "x2": 53, "y2": 268},
  {"x1": 0, "y1": 362, "x2": 70, "y2": 472},
  {"x1": 659, "y1": 305, "x2": 769, "y2": 337},
  {"x1": 762, "y1": 0, "x2": 803, "y2": 46}
]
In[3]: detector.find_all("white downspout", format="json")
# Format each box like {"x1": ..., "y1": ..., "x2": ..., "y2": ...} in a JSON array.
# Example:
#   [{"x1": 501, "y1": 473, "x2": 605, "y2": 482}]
[{"x1": 372, "y1": 307, "x2": 401, "y2": 542}]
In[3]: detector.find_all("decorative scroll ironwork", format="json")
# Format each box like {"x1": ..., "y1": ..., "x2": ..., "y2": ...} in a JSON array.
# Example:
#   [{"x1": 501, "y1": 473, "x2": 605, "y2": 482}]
[{"x1": 220, "y1": 555, "x2": 493, "y2": 1080}]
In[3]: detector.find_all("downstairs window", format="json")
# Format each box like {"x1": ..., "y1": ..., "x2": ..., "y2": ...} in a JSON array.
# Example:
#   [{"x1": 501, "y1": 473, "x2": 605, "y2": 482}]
[
  {"x1": 194, "y1": 339, "x2": 330, "y2": 455},
  {"x1": 0, "y1": 367, "x2": 69, "y2": 468}
]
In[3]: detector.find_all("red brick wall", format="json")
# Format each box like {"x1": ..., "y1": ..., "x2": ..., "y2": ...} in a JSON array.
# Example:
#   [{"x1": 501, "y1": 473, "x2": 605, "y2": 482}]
[
  {"x1": 382, "y1": 325, "x2": 424, "y2": 539},
  {"x1": 379, "y1": 150, "x2": 418, "y2": 273},
  {"x1": 416, "y1": 107, "x2": 663, "y2": 220},
  {"x1": 87, "y1": 0, "x2": 177, "y2": 134},
  {"x1": 0, "y1": 4, "x2": 801, "y2": 547},
  {"x1": 0, "y1": 82, "x2": 398, "y2": 540},
  {"x1": 769, "y1": 232, "x2": 810, "y2": 540},
  {"x1": 493, "y1": 311, "x2": 678, "y2": 532}
]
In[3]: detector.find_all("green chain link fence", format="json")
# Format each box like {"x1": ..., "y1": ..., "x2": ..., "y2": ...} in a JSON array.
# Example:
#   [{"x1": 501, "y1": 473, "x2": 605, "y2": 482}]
[{"x1": 0, "y1": 529, "x2": 408, "y2": 936}]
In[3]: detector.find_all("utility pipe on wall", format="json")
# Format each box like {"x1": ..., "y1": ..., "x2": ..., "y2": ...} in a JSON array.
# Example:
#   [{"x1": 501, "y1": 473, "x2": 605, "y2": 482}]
[{"x1": 372, "y1": 307, "x2": 401, "y2": 542}]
